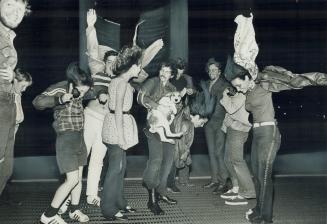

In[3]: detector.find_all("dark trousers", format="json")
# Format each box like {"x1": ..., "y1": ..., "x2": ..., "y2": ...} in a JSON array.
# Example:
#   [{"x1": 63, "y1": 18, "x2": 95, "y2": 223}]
[
  {"x1": 167, "y1": 162, "x2": 191, "y2": 187},
  {"x1": 101, "y1": 144, "x2": 127, "y2": 218},
  {"x1": 0, "y1": 92, "x2": 16, "y2": 195},
  {"x1": 143, "y1": 131, "x2": 174, "y2": 195},
  {"x1": 251, "y1": 125, "x2": 281, "y2": 222},
  {"x1": 204, "y1": 119, "x2": 229, "y2": 184}
]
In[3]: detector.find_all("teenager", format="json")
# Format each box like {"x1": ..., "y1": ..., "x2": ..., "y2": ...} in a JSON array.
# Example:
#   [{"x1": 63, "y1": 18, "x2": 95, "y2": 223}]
[
  {"x1": 100, "y1": 45, "x2": 142, "y2": 221},
  {"x1": 33, "y1": 62, "x2": 92, "y2": 224}
]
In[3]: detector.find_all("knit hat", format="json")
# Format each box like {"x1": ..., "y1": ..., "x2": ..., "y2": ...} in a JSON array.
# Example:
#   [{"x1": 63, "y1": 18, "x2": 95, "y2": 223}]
[{"x1": 224, "y1": 55, "x2": 249, "y2": 82}]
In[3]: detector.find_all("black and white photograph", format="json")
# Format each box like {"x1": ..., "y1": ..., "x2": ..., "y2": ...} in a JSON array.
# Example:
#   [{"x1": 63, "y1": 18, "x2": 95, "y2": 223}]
[{"x1": 0, "y1": 0, "x2": 326, "y2": 223}]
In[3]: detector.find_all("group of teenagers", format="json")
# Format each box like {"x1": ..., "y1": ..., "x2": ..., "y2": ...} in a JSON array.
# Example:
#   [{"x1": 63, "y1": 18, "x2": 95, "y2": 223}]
[{"x1": 0, "y1": 1, "x2": 327, "y2": 224}]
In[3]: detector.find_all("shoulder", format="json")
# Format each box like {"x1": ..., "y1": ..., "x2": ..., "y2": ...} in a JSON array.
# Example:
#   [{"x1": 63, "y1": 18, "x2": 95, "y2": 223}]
[
  {"x1": 43, "y1": 81, "x2": 67, "y2": 95},
  {"x1": 143, "y1": 77, "x2": 159, "y2": 89}
]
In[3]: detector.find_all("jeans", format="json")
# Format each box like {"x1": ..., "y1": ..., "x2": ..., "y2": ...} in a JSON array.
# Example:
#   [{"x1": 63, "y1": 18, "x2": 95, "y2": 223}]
[
  {"x1": 251, "y1": 125, "x2": 281, "y2": 222},
  {"x1": 101, "y1": 144, "x2": 127, "y2": 218},
  {"x1": 84, "y1": 108, "x2": 107, "y2": 197},
  {"x1": 224, "y1": 127, "x2": 255, "y2": 198},
  {"x1": 167, "y1": 163, "x2": 191, "y2": 187},
  {"x1": 0, "y1": 92, "x2": 16, "y2": 195},
  {"x1": 204, "y1": 118, "x2": 229, "y2": 184},
  {"x1": 142, "y1": 131, "x2": 174, "y2": 195}
]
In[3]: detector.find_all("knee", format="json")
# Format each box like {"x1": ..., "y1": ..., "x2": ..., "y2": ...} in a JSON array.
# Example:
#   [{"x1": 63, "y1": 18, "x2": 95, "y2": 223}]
[{"x1": 65, "y1": 177, "x2": 79, "y2": 188}]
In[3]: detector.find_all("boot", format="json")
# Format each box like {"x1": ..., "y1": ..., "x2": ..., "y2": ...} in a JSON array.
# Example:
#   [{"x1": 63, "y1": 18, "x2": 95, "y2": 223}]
[{"x1": 147, "y1": 189, "x2": 164, "y2": 215}]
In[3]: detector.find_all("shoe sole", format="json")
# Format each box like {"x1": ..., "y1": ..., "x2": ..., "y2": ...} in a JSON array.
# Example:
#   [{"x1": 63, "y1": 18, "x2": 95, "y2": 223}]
[
  {"x1": 225, "y1": 201, "x2": 248, "y2": 205},
  {"x1": 220, "y1": 195, "x2": 238, "y2": 199}
]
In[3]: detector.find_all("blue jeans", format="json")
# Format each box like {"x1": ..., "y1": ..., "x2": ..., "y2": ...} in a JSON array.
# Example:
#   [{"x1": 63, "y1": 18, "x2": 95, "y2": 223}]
[
  {"x1": 142, "y1": 131, "x2": 174, "y2": 195},
  {"x1": 204, "y1": 118, "x2": 229, "y2": 184},
  {"x1": 0, "y1": 92, "x2": 16, "y2": 195},
  {"x1": 224, "y1": 127, "x2": 255, "y2": 198},
  {"x1": 251, "y1": 125, "x2": 281, "y2": 222},
  {"x1": 101, "y1": 144, "x2": 127, "y2": 218}
]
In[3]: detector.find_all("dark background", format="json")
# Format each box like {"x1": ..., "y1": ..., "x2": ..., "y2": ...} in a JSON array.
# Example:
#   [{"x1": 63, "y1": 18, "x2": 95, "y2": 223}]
[{"x1": 14, "y1": 0, "x2": 327, "y2": 157}]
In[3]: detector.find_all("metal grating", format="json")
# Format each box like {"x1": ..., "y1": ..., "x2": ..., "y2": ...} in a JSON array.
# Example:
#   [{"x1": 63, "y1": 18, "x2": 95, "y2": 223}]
[{"x1": 0, "y1": 177, "x2": 326, "y2": 224}]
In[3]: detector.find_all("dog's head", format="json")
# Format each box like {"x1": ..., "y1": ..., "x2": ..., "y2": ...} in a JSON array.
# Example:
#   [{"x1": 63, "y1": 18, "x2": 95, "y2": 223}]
[{"x1": 165, "y1": 91, "x2": 182, "y2": 104}]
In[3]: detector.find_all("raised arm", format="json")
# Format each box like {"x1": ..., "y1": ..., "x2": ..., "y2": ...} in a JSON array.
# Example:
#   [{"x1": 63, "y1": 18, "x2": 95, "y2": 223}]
[
  {"x1": 258, "y1": 65, "x2": 327, "y2": 92},
  {"x1": 86, "y1": 9, "x2": 106, "y2": 75},
  {"x1": 140, "y1": 39, "x2": 164, "y2": 68}
]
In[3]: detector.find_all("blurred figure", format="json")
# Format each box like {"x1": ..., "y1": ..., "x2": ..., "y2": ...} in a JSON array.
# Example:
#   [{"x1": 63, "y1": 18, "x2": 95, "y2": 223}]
[
  {"x1": 0, "y1": 0, "x2": 31, "y2": 201},
  {"x1": 13, "y1": 68, "x2": 32, "y2": 134}
]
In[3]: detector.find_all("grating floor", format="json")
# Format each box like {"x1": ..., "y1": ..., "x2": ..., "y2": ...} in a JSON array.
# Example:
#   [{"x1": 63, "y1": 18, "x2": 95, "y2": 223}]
[{"x1": 0, "y1": 177, "x2": 326, "y2": 224}]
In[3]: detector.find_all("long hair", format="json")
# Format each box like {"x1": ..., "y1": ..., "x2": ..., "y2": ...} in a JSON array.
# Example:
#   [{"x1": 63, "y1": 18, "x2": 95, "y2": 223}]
[
  {"x1": 66, "y1": 62, "x2": 93, "y2": 87},
  {"x1": 112, "y1": 45, "x2": 142, "y2": 76}
]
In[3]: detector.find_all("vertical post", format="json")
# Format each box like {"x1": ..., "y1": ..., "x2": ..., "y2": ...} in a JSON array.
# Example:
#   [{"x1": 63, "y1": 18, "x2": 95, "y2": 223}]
[{"x1": 169, "y1": 0, "x2": 188, "y2": 62}]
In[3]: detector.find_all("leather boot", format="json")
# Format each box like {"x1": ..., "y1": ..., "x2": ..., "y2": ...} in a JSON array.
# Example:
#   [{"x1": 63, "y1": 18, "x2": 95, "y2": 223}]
[{"x1": 147, "y1": 189, "x2": 164, "y2": 215}]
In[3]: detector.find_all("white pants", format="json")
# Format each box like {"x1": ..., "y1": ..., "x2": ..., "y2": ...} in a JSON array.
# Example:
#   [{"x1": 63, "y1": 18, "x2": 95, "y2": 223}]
[{"x1": 84, "y1": 107, "x2": 107, "y2": 197}]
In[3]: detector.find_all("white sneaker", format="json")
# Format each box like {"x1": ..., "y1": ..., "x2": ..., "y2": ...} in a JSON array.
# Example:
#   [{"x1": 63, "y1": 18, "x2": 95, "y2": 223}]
[
  {"x1": 87, "y1": 195, "x2": 101, "y2": 207},
  {"x1": 58, "y1": 195, "x2": 71, "y2": 215},
  {"x1": 220, "y1": 188, "x2": 238, "y2": 199},
  {"x1": 225, "y1": 195, "x2": 248, "y2": 205},
  {"x1": 40, "y1": 213, "x2": 67, "y2": 224},
  {"x1": 69, "y1": 209, "x2": 90, "y2": 222}
]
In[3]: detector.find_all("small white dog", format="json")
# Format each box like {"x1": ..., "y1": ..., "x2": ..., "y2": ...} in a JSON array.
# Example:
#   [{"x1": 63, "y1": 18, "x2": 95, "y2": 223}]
[{"x1": 147, "y1": 91, "x2": 184, "y2": 144}]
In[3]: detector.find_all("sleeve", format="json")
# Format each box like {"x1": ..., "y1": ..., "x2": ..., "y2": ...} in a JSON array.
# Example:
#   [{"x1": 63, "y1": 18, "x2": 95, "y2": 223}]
[
  {"x1": 32, "y1": 84, "x2": 66, "y2": 110},
  {"x1": 258, "y1": 65, "x2": 327, "y2": 92},
  {"x1": 220, "y1": 92, "x2": 246, "y2": 114},
  {"x1": 140, "y1": 39, "x2": 164, "y2": 68},
  {"x1": 136, "y1": 78, "x2": 158, "y2": 110}
]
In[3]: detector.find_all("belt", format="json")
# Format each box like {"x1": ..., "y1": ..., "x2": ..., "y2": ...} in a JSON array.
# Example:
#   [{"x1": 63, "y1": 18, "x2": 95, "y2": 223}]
[
  {"x1": 109, "y1": 109, "x2": 130, "y2": 114},
  {"x1": 253, "y1": 121, "x2": 276, "y2": 128}
]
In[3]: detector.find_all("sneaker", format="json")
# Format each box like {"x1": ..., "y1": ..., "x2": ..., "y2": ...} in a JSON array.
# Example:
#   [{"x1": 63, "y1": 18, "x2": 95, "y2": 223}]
[
  {"x1": 87, "y1": 195, "x2": 101, "y2": 207},
  {"x1": 58, "y1": 195, "x2": 71, "y2": 215},
  {"x1": 220, "y1": 188, "x2": 238, "y2": 199},
  {"x1": 225, "y1": 195, "x2": 248, "y2": 205},
  {"x1": 120, "y1": 205, "x2": 137, "y2": 213},
  {"x1": 69, "y1": 210, "x2": 89, "y2": 222},
  {"x1": 106, "y1": 211, "x2": 128, "y2": 221},
  {"x1": 40, "y1": 213, "x2": 67, "y2": 224},
  {"x1": 167, "y1": 185, "x2": 181, "y2": 193},
  {"x1": 202, "y1": 182, "x2": 219, "y2": 188}
]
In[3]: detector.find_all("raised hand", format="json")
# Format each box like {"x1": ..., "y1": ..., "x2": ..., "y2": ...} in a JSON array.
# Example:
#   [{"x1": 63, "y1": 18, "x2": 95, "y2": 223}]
[
  {"x1": 61, "y1": 83, "x2": 73, "y2": 103},
  {"x1": 87, "y1": 9, "x2": 97, "y2": 27}
]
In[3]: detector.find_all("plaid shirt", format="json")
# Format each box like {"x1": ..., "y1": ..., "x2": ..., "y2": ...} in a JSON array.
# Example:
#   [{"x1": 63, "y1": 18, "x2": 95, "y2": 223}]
[
  {"x1": 33, "y1": 81, "x2": 84, "y2": 132},
  {"x1": 53, "y1": 99, "x2": 84, "y2": 132}
]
